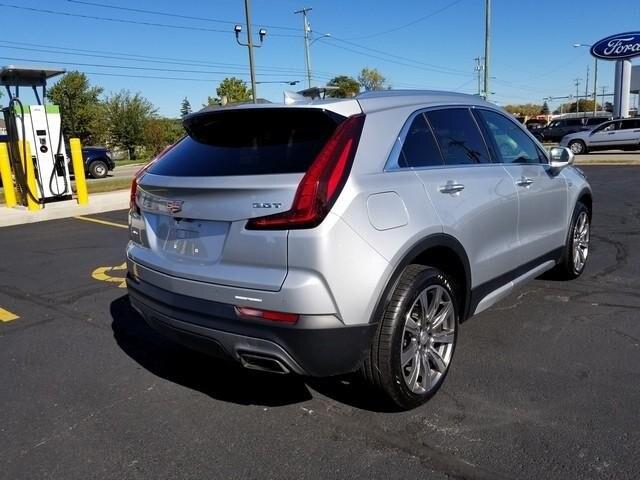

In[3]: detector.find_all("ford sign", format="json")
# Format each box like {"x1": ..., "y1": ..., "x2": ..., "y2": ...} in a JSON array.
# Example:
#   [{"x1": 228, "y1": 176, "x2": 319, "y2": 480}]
[{"x1": 591, "y1": 32, "x2": 640, "y2": 60}]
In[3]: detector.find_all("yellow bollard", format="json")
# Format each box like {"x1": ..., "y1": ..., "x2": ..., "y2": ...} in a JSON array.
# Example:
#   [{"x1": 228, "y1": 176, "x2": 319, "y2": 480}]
[
  {"x1": 69, "y1": 138, "x2": 89, "y2": 205},
  {"x1": 0, "y1": 143, "x2": 18, "y2": 208},
  {"x1": 18, "y1": 141, "x2": 40, "y2": 211}
]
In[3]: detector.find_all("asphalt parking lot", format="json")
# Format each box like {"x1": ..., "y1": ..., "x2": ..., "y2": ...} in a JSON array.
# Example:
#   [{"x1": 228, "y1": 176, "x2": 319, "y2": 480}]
[{"x1": 1, "y1": 165, "x2": 639, "y2": 480}]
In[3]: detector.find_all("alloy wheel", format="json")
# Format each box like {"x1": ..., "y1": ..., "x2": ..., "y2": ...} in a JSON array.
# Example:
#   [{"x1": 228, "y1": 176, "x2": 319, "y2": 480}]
[
  {"x1": 573, "y1": 211, "x2": 590, "y2": 272},
  {"x1": 401, "y1": 285, "x2": 456, "y2": 395}
]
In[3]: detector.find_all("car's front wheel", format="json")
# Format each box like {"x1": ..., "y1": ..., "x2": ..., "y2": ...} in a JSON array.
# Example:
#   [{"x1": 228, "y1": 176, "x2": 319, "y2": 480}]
[
  {"x1": 89, "y1": 160, "x2": 109, "y2": 179},
  {"x1": 362, "y1": 265, "x2": 459, "y2": 410},
  {"x1": 550, "y1": 202, "x2": 591, "y2": 279},
  {"x1": 568, "y1": 139, "x2": 587, "y2": 155}
]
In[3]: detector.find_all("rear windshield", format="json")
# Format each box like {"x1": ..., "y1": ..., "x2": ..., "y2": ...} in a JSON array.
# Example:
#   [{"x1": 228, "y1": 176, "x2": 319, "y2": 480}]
[{"x1": 147, "y1": 108, "x2": 344, "y2": 177}]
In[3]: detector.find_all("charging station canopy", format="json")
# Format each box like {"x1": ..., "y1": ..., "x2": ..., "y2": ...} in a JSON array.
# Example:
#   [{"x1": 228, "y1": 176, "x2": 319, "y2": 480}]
[{"x1": 0, "y1": 65, "x2": 65, "y2": 88}]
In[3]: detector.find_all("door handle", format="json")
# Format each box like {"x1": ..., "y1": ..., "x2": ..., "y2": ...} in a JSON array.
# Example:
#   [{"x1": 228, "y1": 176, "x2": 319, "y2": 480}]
[
  {"x1": 607, "y1": 132, "x2": 616, "y2": 135},
  {"x1": 516, "y1": 177, "x2": 533, "y2": 187},
  {"x1": 439, "y1": 182, "x2": 465, "y2": 194}
]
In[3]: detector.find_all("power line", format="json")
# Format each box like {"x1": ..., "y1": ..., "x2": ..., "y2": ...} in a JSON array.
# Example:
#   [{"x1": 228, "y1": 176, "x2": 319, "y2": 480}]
[
  {"x1": 317, "y1": 39, "x2": 473, "y2": 77},
  {"x1": 0, "y1": 55, "x2": 307, "y2": 78},
  {"x1": 66, "y1": 0, "x2": 300, "y2": 31},
  {"x1": 0, "y1": 3, "x2": 301, "y2": 38},
  {"x1": 345, "y1": 0, "x2": 465, "y2": 40},
  {"x1": 0, "y1": 41, "x2": 326, "y2": 76}
]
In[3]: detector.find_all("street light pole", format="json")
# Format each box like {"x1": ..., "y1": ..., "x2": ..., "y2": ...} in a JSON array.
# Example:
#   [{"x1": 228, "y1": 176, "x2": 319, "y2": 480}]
[
  {"x1": 295, "y1": 7, "x2": 313, "y2": 88},
  {"x1": 234, "y1": 0, "x2": 267, "y2": 104},
  {"x1": 483, "y1": 0, "x2": 491, "y2": 100},
  {"x1": 574, "y1": 78, "x2": 581, "y2": 114}
]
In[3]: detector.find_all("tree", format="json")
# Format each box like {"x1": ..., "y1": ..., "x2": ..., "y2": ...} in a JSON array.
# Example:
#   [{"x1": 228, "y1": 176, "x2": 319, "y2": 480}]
[
  {"x1": 326, "y1": 75, "x2": 361, "y2": 98},
  {"x1": 180, "y1": 97, "x2": 192, "y2": 116},
  {"x1": 503, "y1": 103, "x2": 544, "y2": 117},
  {"x1": 47, "y1": 71, "x2": 103, "y2": 144},
  {"x1": 553, "y1": 99, "x2": 600, "y2": 114},
  {"x1": 143, "y1": 117, "x2": 184, "y2": 156},
  {"x1": 103, "y1": 90, "x2": 156, "y2": 159},
  {"x1": 541, "y1": 101, "x2": 550, "y2": 115},
  {"x1": 206, "y1": 77, "x2": 251, "y2": 106},
  {"x1": 358, "y1": 68, "x2": 388, "y2": 91}
]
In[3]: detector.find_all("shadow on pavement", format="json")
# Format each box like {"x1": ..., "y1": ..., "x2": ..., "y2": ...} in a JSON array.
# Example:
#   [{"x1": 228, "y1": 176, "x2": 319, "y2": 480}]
[{"x1": 110, "y1": 294, "x2": 397, "y2": 412}]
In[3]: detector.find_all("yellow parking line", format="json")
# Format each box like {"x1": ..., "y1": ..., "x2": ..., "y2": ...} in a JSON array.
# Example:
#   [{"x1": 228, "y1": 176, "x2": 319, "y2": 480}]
[
  {"x1": 0, "y1": 307, "x2": 19, "y2": 323},
  {"x1": 74, "y1": 216, "x2": 128, "y2": 229}
]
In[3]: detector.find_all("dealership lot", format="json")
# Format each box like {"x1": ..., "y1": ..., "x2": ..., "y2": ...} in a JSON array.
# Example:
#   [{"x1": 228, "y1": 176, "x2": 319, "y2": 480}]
[{"x1": 0, "y1": 165, "x2": 638, "y2": 479}]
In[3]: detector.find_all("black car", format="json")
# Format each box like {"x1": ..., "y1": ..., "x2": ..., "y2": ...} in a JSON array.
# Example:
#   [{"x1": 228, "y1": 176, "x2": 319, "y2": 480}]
[
  {"x1": 533, "y1": 117, "x2": 613, "y2": 142},
  {"x1": 79, "y1": 146, "x2": 115, "y2": 179},
  {"x1": 66, "y1": 145, "x2": 115, "y2": 179},
  {"x1": 533, "y1": 118, "x2": 585, "y2": 142}
]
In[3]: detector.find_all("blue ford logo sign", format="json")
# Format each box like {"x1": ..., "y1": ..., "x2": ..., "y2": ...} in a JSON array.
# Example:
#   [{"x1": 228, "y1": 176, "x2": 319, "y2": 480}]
[{"x1": 591, "y1": 32, "x2": 640, "y2": 60}]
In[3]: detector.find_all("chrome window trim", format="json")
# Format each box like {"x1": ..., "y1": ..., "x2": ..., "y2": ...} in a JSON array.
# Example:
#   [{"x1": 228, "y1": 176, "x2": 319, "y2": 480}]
[{"x1": 384, "y1": 104, "x2": 550, "y2": 171}]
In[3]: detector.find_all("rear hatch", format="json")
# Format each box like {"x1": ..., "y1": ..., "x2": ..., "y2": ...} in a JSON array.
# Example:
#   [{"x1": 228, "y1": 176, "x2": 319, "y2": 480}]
[{"x1": 130, "y1": 104, "x2": 360, "y2": 291}]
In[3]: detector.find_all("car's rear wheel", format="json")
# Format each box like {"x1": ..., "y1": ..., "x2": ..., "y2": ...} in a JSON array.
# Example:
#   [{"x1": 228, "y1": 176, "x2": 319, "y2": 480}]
[
  {"x1": 89, "y1": 160, "x2": 108, "y2": 179},
  {"x1": 568, "y1": 139, "x2": 587, "y2": 155},
  {"x1": 362, "y1": 265, "x2": 459, "y2": 410},
  {"x1": 549, "y1": 202, "x2": 590, "y2": 279}
]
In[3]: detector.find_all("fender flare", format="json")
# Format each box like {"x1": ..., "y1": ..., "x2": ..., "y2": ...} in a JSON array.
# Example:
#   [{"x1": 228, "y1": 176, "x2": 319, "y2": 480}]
[{"x1": 369, "y1": 233, "x2": 472, "y2": 325}]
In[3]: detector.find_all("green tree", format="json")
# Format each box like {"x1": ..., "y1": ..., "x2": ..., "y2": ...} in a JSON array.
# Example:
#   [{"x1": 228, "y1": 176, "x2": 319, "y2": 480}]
[
  {"x1": 358, "y1": 67, "x2": 388, "y2": 91},
  {"x1": 180, "y1": 97, "x2": 192, "y2": 116},
  {"x1": 206, "y1": 77, "x2": 251, "y2": 105},
  {"x1": 103, "y1": 90, "x2": 156, "y2": 159},
  {"x1": 553, "y1": 99, "x2": 600, "y2": 114},
  {"x1": 326, "y1": 75, "x2": 361, "y2": 98},
  {"x1": 504, "y1": 103, "x2": 544, "y2": 117},
  {"x1": 541, "y1": 101, "x2": 550, "y2": 115},
  {"x1": 144, "y1": 117, "x2": 184, "y2": 156},
  {"x1": 46, "y1": 71, "x2": 103, "y2": 143}
]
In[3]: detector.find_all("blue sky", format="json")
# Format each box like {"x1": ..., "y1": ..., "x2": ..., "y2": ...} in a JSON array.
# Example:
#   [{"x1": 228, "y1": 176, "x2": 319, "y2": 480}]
[{"x1": 1, "y1": 0, "x2": 639, "y2": 116}]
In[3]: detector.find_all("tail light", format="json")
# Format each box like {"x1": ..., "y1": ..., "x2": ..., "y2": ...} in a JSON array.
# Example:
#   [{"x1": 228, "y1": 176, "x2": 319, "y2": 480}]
[
  {"x1": 234, "y1": 306, "x2": 299, "y2": 324},
  {"x1": 130, "y1": 142, "x2": 180, "y2": 214},
  {"x1": 246, "y1": 113, "x2": 366, "y2": 230}
]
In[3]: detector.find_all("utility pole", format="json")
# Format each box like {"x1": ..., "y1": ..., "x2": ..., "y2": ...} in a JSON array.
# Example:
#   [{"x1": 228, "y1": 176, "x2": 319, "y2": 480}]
[
  {"x1": 574, "y1": 78, "x2": 581, "y2": 114},
  {"x1": 585, "y1": 64, "x2": 589, "y2": 100},
  {"x1": 593, "y1": 59, "x2": 598, "y2": 115},
  {"x1": 234, "y1": 0, "x2": 267, "y2": 103},
  {"x1": 474, "y1": 57, "x2": 484, "y2": 96},
  {"x1": 601, "y1": 85, "x2": 608, "y2": 112},
  {"x1": 295, "y1": 7, "x2": 313, "y2": 89},
  {"x1": 483, "y1": 0, "x2": 491, "y2": 100}
]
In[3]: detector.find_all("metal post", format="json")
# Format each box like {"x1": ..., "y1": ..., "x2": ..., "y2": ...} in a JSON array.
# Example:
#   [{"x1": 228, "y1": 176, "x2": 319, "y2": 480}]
[
  {"x1": 474, "y1": 57, "x2": 483, "y2": 96},
  {"x1": 18, "y1": 141, "x2": 39, "y2": 211},
  {"x1": 70, "y1": 138, "x2": 89, "y2": 205},
  {"x1": 0, "y1": 143, "x2": 17, "y2": 208},
  {"x1": 601, "y1": 86, "x2": 607, "y2": 112},
  {"x1": 244, "y1": 0, "x2": 258, "y2": 103},
  {"x1": 483, "y1": 0, "x2": 491, "y2": 100},
  {"x1": 574, "y1": 78, "x2": 581, "y2": 114},
  {"x1": 585, "y1": 64, "x2": 589, "y2": 101},
  {"x1": 593, "y1": 58, "x2": 598, "y2": 115},
  {"x1": 295, "y1": 8, "x2": 313, "y2": 89}
]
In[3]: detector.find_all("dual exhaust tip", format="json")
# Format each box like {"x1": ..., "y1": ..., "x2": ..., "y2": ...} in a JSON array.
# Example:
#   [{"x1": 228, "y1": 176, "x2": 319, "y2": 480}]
[{"x1": 238, "y1": 351, "x2": 290, "y2": 375}]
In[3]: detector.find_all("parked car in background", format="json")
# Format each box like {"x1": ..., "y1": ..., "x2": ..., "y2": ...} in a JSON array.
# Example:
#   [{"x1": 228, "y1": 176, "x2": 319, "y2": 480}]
[
  {"x1": 583, "y1": 116, "x2": 612, "y2": 129},
  {"x1": 525, "y1": 118, "x2": 547, "y2": 131},
  {"x1": 560, "y1": 118, "x2": 640, "y2": 154},
  {"x1": 533, "y1": 118, "x2": 584, "y2": 142},
  {"x1": 68, "y1": 146, "x2": 115, "y2": 179},
  {"x1": 126, "y1": 90, "x2": 592, "y2": 409}
]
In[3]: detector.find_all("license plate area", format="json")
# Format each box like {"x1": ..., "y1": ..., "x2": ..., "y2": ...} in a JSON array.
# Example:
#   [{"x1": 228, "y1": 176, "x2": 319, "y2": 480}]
[{"x1": 145, "y1": 214, "x2": 229, "y2": 265}]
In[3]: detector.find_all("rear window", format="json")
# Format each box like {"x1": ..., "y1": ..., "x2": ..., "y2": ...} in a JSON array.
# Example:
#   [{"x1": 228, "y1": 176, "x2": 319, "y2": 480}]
[{"x1": 148, "y1": 108, "x2": 344, "y2": 177}]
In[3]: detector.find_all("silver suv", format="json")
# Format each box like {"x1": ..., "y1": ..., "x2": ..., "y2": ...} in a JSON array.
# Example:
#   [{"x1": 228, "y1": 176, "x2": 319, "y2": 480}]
[
  {"x1": 126, "y1": 91, "x2": 592, "y2": 409},
  {"x1": 560, "y1": 117, "x2": 640, "y2": 154}
]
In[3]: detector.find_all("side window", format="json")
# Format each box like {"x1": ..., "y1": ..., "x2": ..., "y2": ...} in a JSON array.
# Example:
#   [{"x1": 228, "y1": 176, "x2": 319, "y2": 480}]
[
  {"x1": 619, "y1": 120, "x2": 640, "y2": 130},
  {"x1": 425, "y1": 109, "x2": 491, "y2": 165},
  {"x1": 398, "y1": 113, "x2": 444, "y2": 168},
  {"x1": 477, "y1": 110, "x2": 543, "y2": 164}
]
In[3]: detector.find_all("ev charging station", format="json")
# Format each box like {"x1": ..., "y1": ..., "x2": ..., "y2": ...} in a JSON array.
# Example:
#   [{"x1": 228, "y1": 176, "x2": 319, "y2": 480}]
[{"x1": 1, "y1": 65, "x2": 73, "y2": 206}]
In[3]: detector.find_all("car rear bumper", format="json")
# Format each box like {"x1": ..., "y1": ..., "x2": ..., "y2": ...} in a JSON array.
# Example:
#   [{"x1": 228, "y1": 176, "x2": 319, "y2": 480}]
[{"x1": 126, "y1": 274, "x2": 377, "y2": 377}]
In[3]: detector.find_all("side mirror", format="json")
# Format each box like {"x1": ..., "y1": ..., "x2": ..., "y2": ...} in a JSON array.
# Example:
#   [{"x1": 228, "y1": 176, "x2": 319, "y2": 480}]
[{"x1": 549, "y1": 147, "x2": 574, "y2": 174}]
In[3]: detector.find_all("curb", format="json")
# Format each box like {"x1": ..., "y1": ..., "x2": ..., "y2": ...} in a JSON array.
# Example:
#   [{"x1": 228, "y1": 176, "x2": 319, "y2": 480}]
[{"x1": 0, "y1": 189, "x2": 130, "y2": 228}]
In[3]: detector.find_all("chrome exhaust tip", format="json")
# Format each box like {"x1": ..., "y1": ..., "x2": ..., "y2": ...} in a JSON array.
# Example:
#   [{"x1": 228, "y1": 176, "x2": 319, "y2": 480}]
[{"x1": 238, "y1": 352, "x2": 290, "y2": 374}]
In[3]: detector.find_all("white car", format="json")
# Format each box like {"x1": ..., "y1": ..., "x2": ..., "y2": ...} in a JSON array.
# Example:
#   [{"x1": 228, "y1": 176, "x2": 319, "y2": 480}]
[{"x1": 561, "y1": 118, "x2": 640, "y2": 154}]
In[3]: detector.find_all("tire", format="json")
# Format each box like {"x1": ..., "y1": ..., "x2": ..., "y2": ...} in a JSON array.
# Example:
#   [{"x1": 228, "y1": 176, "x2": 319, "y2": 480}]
[
  {"x1": 89, "y1": 160, "x2": 108, "y2": 179},
  {"x1": 361, "y1": 265, "x2": 459, "y2": 410},
  {"x1": 568, "y1": 139, "x2": 587, "y2": 155},
  {"x1": 549, "y1": 202, "x2": 591, "y2": 280}
]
